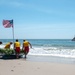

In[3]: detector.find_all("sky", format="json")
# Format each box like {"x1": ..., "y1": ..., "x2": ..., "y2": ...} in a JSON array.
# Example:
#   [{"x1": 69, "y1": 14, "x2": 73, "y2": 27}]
[{"x1": 0, "y1": 0, "x2": 75, "y2": 39}]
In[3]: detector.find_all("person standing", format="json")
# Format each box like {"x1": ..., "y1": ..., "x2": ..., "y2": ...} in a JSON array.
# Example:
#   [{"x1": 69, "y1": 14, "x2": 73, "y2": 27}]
[
  {"x1": 22, "y1": 40, "x2": 32, "y2": 58},
  {"x1": 14, "y1": 39, "x2": 20, "y2": 58},
  {"x1": 4, "y1": 42, "x2": 12, "y2": 49}
]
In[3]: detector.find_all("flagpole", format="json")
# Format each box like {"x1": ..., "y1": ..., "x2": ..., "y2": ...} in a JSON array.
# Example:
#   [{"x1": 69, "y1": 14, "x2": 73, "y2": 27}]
[
  {"x1": 3, "y1": 19, "x2": 15, "y2": 49},
  {"x1": 12, "y1": 19, "x2": 14, "y2": 49}
]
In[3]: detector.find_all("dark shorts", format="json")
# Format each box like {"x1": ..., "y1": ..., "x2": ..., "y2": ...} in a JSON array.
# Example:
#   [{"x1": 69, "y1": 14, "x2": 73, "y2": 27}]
[
  {"x1": 15, "y1": 47, "x2": 20, "y2": 53},
  {"x1": 24, "y1": 46, "x2": 29, "y2": 53}
]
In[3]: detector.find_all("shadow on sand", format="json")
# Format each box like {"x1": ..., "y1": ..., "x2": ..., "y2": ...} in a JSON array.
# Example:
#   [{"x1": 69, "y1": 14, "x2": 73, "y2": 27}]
[{"x1": 0, "y1": 54, "x2": 22, "y2": 60}]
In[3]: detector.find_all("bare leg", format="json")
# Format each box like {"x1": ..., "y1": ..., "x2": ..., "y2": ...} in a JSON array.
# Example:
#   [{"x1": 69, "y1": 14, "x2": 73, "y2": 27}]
[
  {"x1": 16, "y1": 53, "x2": 19, "y2": 59},
  {"x1": 25, "y1": 52, "x2": 27, "y2": 58}
]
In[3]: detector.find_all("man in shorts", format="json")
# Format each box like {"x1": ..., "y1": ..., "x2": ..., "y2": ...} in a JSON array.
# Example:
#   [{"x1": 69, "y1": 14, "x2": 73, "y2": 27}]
[
  {"x1": 14, "y1": 39, "x2": 20, "y2": 58},
  {"x1": 22, "y1": 40, "x2": 32, "y2": 58}
]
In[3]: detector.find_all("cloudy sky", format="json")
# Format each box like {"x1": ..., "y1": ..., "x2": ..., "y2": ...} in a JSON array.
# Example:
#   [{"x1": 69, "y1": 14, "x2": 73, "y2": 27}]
[{"x1": 0, "y1": 0, "x2": 75, "y2": 39}]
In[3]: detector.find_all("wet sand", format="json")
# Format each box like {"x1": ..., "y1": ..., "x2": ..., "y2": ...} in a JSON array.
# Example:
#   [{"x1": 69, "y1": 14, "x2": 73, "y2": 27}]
[{"x1": 0, "y1": 55, "x2": 75, "y2": 75}]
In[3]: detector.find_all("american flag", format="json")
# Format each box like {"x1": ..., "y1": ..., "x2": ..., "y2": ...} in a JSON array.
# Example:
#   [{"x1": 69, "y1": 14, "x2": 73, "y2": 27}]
[{"x1": 3, "y1": 20, "x2": 13, "y2": 28}]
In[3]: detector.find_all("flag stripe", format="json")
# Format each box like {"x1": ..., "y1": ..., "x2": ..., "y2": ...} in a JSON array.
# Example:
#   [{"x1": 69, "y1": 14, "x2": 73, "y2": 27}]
[{"x1": 3, "y1": 20, "x2": 13, "y2": 28}]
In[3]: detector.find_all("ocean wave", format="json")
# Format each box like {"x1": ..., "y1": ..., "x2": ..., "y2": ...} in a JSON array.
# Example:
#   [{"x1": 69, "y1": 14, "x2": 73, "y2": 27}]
[
  {"x1": 0, "y1": 44, "x2": 75, "y2": 58},
  {"x1": 28, "y1": 47, "x2": 75, "y2": 58}
]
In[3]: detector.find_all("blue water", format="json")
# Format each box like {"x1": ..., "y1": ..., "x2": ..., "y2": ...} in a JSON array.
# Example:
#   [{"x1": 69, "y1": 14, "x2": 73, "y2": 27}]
[
  {"x1": 0, "y1": 39, "x2": 75, "y2": 58},
  {"x1": 1, "y1": 39, "x2": 75, "y2": 47}
]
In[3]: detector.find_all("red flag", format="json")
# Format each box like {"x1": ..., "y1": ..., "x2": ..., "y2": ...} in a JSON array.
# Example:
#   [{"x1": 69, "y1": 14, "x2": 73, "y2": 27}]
[{"x1": 3, "y1": 20, "x2": 13, "y2": 28}]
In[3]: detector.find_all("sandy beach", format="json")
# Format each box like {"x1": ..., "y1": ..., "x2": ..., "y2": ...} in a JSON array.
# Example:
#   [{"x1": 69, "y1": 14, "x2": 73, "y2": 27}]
[{"x1": 0, "y1": 56, "x2": 75, "y2": 75}]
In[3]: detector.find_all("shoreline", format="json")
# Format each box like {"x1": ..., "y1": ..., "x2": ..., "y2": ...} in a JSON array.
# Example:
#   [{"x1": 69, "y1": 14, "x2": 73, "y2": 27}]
[
  {"x1": 0, "y1": 55, "x2": 75, "y2": 75},
  {"x1": 0, "y1": 55, "x2": 75, "y2": 64},
  {"x1": 24, "y1": 55, "x2": 75, "y2": 64},
  {"x1": 0, "y1": 58, "x2": 75, "y2": 75}
]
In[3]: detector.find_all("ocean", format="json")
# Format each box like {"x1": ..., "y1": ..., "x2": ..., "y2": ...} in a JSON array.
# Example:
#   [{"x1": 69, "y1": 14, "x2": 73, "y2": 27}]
[{"x1": 0, "y1": 39, "x2": 75, "y2": 58}]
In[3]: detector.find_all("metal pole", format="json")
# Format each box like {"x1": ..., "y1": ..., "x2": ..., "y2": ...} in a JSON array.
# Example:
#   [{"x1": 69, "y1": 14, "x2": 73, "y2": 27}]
[{"x1": 12, "y1": 20, "x2": 14, "y2": 49}]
